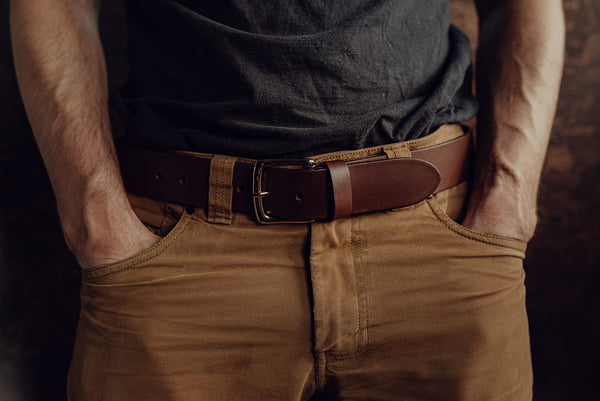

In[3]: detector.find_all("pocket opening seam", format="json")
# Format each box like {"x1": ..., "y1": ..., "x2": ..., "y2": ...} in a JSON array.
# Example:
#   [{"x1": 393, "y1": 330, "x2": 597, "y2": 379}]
[
  {"x1": 426, "y1": 196, "x2": 527, "y2": 251},
  {"x1": 82, "y1": 213, "x2": 191, "y2": 281}
]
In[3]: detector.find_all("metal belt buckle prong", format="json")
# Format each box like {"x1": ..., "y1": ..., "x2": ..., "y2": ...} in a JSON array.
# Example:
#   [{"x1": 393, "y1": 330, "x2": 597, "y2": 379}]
[{"x1": 252, "y1": 158, "x2": 318, "y2": 224}]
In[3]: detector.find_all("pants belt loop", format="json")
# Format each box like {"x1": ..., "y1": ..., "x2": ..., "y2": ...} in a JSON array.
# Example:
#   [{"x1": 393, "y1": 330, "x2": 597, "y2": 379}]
[
  {"x1": 382, "y1": 143, "x2": 411, "y2": 159},
  {"x1": 207, "y1": 155, "x2": 237, "y2": 224}
]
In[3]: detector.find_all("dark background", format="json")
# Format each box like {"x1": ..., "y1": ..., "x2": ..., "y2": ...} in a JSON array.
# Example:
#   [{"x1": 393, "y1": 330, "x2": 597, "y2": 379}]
[{"x1": 1, "y1": 0, "x2": 598, "y2": 400}]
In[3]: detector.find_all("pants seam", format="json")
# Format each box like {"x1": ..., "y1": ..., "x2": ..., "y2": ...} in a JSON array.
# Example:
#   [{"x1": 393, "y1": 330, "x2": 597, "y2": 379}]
[
  {"x1": 327, "y1": 351, "x2": 368, "y2": 362},
  {"x1": 315, "y1": 351, "x2": 326, "y2": 392},
  {"x1": 357, "y1": 215, "x2": 369, "y2": 346},
  {"x1": 350, "y1": 218, "x2": 361, "y2": 352}
]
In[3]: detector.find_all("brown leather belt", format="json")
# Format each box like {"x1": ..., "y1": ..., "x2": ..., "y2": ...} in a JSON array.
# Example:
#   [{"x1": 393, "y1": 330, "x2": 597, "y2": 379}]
[{"x1": 118, "y1": 132, "x2": 472, "y2": 223}]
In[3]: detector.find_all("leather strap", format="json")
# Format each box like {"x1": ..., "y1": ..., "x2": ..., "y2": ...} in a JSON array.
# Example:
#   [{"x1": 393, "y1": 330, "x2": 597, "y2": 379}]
[
  {"x1": 325, "y1": 160, "x2": 353, "y2": 220},
  {"x1": 118, "y1": 131, "x2": 472, "y2": 222}
]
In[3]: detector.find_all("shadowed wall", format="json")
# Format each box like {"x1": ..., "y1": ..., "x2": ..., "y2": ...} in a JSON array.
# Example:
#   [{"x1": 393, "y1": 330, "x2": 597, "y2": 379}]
[{"x1": 1, "y1": 1, "x2": 598, "y2": 400}]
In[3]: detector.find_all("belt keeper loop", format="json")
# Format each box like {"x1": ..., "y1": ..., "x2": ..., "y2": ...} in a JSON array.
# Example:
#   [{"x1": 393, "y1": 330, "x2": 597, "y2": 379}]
[
  {"x1": 207, "y1": 155, "x2": 237, "y2": 224},
  {"x1": 325, "y1": 160, "x2": 353, "y2": 220}
]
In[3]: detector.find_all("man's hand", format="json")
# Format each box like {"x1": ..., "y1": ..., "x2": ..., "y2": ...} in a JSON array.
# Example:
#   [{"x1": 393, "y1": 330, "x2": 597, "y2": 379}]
[
  {"x1": 462, "y1": 177, "x2": 538, "y2": 242},
  {"x1": 70, "y1": 207, "x2": 161, "y2": 269},
  {"x1": 62, "y1": 184, "x2": 162, "y2": 269},
  {"x1": 76, "y1": 230, "x2": 161, "y2": 270},
  {"x1": 467, "y1": 0, "x2": 565, "y2": 242},
  {"x1": 10, "y1": 0, "x2": 149, "y2": 266}
]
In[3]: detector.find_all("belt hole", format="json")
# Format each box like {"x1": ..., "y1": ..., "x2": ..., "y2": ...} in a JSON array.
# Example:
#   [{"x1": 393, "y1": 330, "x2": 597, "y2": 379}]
[
  {"x1": 295, "y1": 193, "x2": 304, "y2": 201},
  {"x1": 155, "y1": 172, "x2": 162, "y2": 181},
  {"x1": 236, "y1": 184, "x2": 245, "y2": 192},
  {"x1": 178, "y1": 176, "x2": 186, "y2": 184}
]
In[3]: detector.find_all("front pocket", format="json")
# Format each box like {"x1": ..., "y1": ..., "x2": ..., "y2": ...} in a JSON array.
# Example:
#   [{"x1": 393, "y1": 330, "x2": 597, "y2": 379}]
[
  {"x1": 80, "y1": 198, "x2": 191, "y2": 283},
  {"x1": 426, "y1": 190, "x2": 528, "y2": 254}
]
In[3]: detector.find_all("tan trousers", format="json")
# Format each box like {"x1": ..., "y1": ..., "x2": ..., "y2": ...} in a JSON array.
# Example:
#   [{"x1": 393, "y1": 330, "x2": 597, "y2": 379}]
[{"x1": 68, "y1": 125, "x2": 532, "y2": 401}]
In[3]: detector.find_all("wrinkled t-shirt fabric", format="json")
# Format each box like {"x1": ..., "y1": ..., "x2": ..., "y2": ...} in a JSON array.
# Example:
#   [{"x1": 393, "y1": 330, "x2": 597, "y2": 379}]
[{"x1": 112, "y1": 0, "x2": 478, "y2": 158}]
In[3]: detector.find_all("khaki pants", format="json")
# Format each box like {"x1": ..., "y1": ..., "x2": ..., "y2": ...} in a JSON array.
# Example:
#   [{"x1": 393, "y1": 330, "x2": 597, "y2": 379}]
[{"x1": 68, "y1": 125, "x2": 532, "y2": 400}]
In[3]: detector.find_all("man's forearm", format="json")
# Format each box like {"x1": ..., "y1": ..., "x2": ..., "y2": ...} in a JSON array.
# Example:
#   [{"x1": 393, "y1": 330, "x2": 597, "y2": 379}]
[
  {"x1": 467, "y1": 0, "x2": 565, "y2": 240},
  {"x1": 10, "y1": 0, "x2": 157, "y2": 266}
]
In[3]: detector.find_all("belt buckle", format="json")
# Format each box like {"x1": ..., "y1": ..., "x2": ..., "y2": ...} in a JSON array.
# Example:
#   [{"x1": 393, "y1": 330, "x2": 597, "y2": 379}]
[{"x1": 252, "y1": 158, "x2": 318, "y2": 224}]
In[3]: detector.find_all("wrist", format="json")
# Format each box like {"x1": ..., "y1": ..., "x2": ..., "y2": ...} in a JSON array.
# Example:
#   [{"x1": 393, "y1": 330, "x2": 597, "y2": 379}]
[
  {"x1": 58, "y1": 171, "x2": 134, "y2": 252},
  {"x1": 473, "y1": 154, "x2": 539, "y2": 205}
]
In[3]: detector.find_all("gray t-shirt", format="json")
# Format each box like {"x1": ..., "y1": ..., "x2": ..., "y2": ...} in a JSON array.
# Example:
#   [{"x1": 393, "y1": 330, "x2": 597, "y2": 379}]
[{"x1": 114, "y1": 0, "x2": 478, "y2": 158}]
